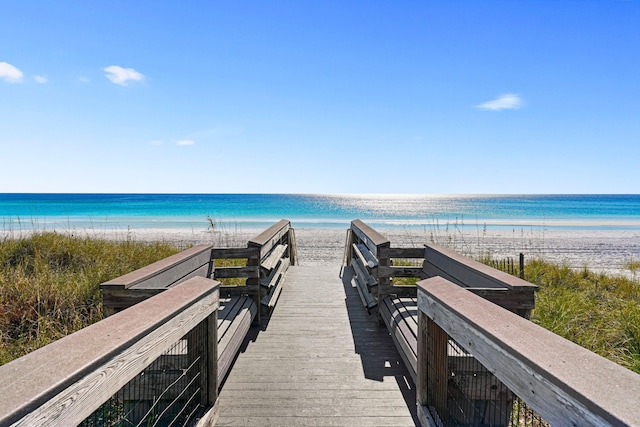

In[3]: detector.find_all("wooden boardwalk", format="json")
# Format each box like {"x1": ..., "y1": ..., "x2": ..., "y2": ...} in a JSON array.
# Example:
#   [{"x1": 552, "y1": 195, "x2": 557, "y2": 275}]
[{"x1": 216, "y1": 265, "x2": 418, "y2": 426}]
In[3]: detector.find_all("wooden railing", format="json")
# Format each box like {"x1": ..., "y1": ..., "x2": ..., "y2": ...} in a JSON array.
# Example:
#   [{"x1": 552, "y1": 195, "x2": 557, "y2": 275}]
[
  {"x1": 416, "y1": 276, "x2": 640, "y2": 426},
  {"x1": 214, "y1": 219, "x2": 296, "y2": 323},
  {"x1": 347, "y1": 220, "x2": 422, "y2": 311},
  {"x1": 101, "y1": 244, "x2": 213, "y2": 316},
  {"x1": 101, "y1": 219, "x2": 297, "y2": 323},
  {"x1": 0, "y1": 277, "x2": 220, "y2": 427},
  {"x1": 346, "y1": 220, "x2": 536, "y2": 318},
  {"x1": 423, "y1": 243, "x2": 536, "y2": 318}
]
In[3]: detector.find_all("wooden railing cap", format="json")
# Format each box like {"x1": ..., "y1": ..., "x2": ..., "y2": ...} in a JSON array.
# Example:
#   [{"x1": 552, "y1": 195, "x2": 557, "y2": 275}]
[
  {"x1": 100, "y1": 244, "x2": 213, "y2": 289},
  {"x1": 424, "y1": 243, "x2": 538, "y2": 291},
  {"x1": 350, "y1": 220, "x2": 390, "y2": 248},
  {"x1": 417, "y1": 277, "x2": 640, "y2": 425},
  {"x1": 247, "y1": 219, "x2": 291, "y2": 247}
]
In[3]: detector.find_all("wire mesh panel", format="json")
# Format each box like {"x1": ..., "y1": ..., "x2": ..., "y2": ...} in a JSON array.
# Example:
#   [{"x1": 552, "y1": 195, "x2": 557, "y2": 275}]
[
  {"x1": 80, "y1": 319, "x2": 209, "y2": 427},
  {"x1": 430, "y1": 338, "x2": 550, "y2": 427}
]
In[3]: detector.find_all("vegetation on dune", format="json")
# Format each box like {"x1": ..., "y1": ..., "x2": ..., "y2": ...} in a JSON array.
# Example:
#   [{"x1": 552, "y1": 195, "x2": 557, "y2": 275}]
[
  {"x1": 0, "y1": 232, "x2": 182, "y2": 364},
  {"x1": 2, "y1": 231, "x2": 639, "y2": 376},
  {"x1": 523, "y1": 259, "x2": 640, "y2": 373}
]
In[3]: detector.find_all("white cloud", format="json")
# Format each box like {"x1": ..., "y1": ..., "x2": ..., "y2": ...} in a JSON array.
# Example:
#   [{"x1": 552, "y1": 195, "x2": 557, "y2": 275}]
[
  {"x1": 34, "y1": 75, "x2": 48, "y2": 84},
  {"x1": 0, "y1": 62, "x2": 24, "y2": 83},
  {"x1": 476, "y1": 94, "x2": 523, "y2": 111},
  {"x1": 104, "y1": 65, "x2": 144, "y2": 86},
  {"x1": 177, "y1": 140, "x2": 195, "y2": 146}
]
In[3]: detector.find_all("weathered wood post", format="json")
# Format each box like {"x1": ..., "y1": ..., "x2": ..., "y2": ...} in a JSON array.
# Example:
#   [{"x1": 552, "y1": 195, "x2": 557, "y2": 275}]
[
  {"x1": 206, "y1": 309, "x2": 219, "y2": 417},
  {"x1": 417, "y1": 308, "x2": 448, "y2": 426},
  {"x1": 244, "y1": 244, "x2": 262, "y2": 326}
]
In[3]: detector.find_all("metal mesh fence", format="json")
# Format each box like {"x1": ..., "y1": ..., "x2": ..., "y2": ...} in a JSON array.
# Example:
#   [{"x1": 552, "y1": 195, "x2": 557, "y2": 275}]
[
  {"x1": 427, "y1": 336, "x2": 550, "y2": 427},
  {"x1": 80, "y1": 319, "x2": 209, "y2": 427}
]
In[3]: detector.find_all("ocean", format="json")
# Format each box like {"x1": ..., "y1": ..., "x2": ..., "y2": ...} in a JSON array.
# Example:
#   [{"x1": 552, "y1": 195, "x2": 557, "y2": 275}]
[{"x1": 1, "y1": 194, "x2": 640, "y2": 233}]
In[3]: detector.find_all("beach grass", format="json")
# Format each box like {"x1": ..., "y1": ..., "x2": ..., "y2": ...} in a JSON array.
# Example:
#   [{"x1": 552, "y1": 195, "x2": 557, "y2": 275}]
[
  {"x1": 3, "y1": 230, "x2": 640, "y2": 376},
  {"x1": 0, "y1": 231, "x2": 251, "y2": 365},
  {"x1": 0, "y1": 232, "x2": 185, "y2": 364},
  {"x1": 523, "y1": 259, "x2": 640, "y2": 373}
]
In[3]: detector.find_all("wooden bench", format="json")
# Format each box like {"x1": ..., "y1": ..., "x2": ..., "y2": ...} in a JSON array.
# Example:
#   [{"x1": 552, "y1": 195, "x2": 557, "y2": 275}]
[
  {"x1": 376, "y1": 244, "x2": 539, "y2": 426},
  {"x1": 379, "y1": 244, "x2": 537, "y2": 381},
  {"x1": 381, "y1": 296, "x2": 514, "y2": 425}
]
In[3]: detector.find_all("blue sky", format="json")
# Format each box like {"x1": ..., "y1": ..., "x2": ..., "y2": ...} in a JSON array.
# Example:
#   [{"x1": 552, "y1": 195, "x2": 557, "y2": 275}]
[{"x1": 1, "y1": 1, "x2": 638, "y2": 194}]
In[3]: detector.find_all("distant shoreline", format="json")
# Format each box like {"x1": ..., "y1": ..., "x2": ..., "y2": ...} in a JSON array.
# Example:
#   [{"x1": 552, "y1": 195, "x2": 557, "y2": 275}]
[{"x1": 3, "y1": 225, "x2": 638, "y2": 276}]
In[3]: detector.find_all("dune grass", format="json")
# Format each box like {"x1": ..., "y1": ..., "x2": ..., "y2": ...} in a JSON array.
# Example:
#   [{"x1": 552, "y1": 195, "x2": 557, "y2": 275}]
[
  {"x1": 0, "y1": 232, "x2": 182, "y2": 365},
  {"x1": 523, "y1": 259, "x2": 640, "y2": 373},
  {"x1": 3, "y1": 231, "x2": 640, "y2": 375}
]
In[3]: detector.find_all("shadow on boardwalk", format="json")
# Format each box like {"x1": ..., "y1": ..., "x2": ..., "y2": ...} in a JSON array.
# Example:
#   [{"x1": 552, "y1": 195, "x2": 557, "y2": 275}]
[{"x1": 341, "y1": 266, "x2": 419, "y2": 424}]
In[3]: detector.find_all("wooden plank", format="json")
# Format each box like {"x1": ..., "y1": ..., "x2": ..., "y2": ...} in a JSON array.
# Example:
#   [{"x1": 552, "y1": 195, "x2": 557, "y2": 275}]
[
  {"x1": 351, "y1": 276, "x2": 377, "y2": 309},
  {"x1": 350, "y1": 219, "x2": 390, "y2": 256},
  {"x1": 390, "y1": 298, "x2": 418, "y2": 342},
  {"x1": 378, "y1": 247, "x2": 425, "y2": 259},
  {"x1": 101, "y1": 288, "x2": 163, "y2": 314},
  {"x1": 260, "y1": 263, "x2": 282, "y2": 288},
  {"x1": 389, "y1": 286, "x2": 418, "y2": 298},
  {"x1": 262, "y1": 274, "x2": 284, "y2": 308},
  {"x1": 214, "y1": 265, "x2": 260, "y2": 279},
  {"x1": 207, "y1": 311, "x2": 218, "y2": 407},
  {"x1": 377, "y1": 265, "x2": 424, "y2": 279},
  {"x1": 220, "y1": 284, "x2": 261, "y2": 295},
  {"x1": 354, "y1": 243, "x2": 378, "y2": 268},
  {"x1": 211, "y1": 247, "x2": 259, "y2": 259},
  {"x1": 417, "y1": 276, "x2": 640, "y2": 426},
  {"x1": 261, "y1": 257, "x2": 290, "y2": 289},
  {"x1": 218, "y1": 297, "x2": 245, "y2": 340},
  {"x1": 426, "y1": 314, "x2": 448, "y2": 421},
  {"x1": 468, "y1": 288, "x2": 536, "y2": 312},
  {"x1": 416, "y1": 310, "x2": 429, "y2": 421},
  {"x1": 261, "y1": 244, "x2": 288, "y2": 271},
  {"x1": 351, "y1": 256, "x2": 377, "y2": 287},
  {"x1": 100, "y1": 245, "x2": 212, "y2": 290},
  {"x1": 344, "y1": 228, "x2": 353, "y2": 267},
  {"x1": 261, "y1": 257, "x2": 288, "y2": 287},
  {"x1": 1, "y1": 277, "x2": 219, "y2": 427}
]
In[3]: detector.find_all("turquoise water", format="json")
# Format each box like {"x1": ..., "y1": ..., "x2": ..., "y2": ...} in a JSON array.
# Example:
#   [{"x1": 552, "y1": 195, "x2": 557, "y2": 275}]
[{"x1": 1, "y1": 194, "x2": 640, "y2": 231}]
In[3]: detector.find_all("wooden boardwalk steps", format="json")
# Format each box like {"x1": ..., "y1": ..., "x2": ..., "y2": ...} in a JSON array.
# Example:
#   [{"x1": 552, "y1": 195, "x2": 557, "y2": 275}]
[{"x1": 216, "y1": 265, "x2": 419, "y2": 426}]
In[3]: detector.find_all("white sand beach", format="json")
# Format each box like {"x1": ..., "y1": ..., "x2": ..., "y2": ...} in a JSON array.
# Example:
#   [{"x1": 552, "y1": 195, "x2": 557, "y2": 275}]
[{"x1": 10, "y1": 225, "x2": 636, "y2": 276}]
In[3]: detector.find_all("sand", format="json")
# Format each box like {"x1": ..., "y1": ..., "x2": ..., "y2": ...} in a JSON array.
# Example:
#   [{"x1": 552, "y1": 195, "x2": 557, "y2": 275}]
[{"x1": 4, "y1": 225, "x2": 640, "y2": 276}]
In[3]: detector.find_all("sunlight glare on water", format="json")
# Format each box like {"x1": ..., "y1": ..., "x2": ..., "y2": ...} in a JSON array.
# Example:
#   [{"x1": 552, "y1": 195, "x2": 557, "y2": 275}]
[{"x1": 1, "y1": 193, "x2": 640, "y2": 231}]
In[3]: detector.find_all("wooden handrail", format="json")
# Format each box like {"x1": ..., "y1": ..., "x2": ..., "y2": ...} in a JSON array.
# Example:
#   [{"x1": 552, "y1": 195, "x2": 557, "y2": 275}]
[
  {"x1": 424, "y1": 243, "x2": 537, "y2": 292},
  {"x1": 350, "y1": 219, "x2": 390, "y2": 256},
  {"x1": 0, "y1": 277, "x2": 220, "y2": 426},
  {"x1": 416, "y1": 276, "x2": 640, "y2": 426},
  {"x1": 101, "y1": 244, "x2": 213, "y2": 290}
]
